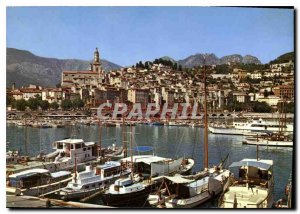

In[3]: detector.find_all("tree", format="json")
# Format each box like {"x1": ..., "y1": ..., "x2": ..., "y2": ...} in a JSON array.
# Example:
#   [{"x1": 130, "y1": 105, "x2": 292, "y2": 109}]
[
  {"x1": 138, "y1": 61, "x2": 144, "y2": 69},
  {"x1": 173, "y1": 63, "x2": 178, "y2": 70},
  {"x1": 178, "y1": 64, "x2": 183, "y2": 71},
  {"x1": 40, "y1": 100, "x2": 50, "y2": 111},
  {"x1": 15, "y1": 99, "x2": 27, "y2": 111},
  {"x1": 7, "y1": 95, "x2": 15, "y2": 106},
  {"x1": 27, "y1": 97, "x2": 39, "y2": 110},
  {"x1": 61, "y1": 99, "x2": 73, "y2": 111},
  {"x1": 72, "y1": 98, "x2": 84, "y2": 109},
  {"x1": 252, "y1": 101, "x2": 272, "y2": 113},
  {"x1": 50, "y1": 102, "x2": 59, "y2": 110},
  {"x1": 263, "y1": 90, "x2": 269, "y2": 98},
  {"x1": 145, "y1": 61, "x2": 149, "y2": 69}
]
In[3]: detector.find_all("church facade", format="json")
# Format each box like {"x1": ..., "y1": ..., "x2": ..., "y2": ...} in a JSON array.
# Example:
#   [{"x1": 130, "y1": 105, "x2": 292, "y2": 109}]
[{"x1": 61, "y1": 48, "x2": 105, "y2": 89}]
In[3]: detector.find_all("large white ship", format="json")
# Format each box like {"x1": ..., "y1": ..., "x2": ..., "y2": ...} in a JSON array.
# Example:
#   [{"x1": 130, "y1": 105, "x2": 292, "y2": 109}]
[{"x1": 234, "y1": 118, "x2": 293, "y2": 133}]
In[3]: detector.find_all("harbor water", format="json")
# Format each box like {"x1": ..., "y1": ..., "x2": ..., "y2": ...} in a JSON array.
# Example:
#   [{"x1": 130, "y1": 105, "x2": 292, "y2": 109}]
[{"x1": 6, "y1": 123, "x2": 293, "y2": 206}]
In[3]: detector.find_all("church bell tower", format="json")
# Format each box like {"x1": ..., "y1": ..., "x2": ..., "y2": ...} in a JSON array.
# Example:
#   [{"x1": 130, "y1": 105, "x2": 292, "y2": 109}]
[{"x1": 91, "y1": 47, "x2": 102, "y2": 73}]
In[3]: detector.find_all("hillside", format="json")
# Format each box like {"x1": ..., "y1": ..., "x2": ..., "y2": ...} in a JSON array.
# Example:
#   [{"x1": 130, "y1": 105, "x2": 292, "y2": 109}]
[
  {"x1": 6, "y1": 48, "x2": 122, "y2": 88},
  {"x1": 269, "y1": 52, "x2": 294, "y2": 64}
]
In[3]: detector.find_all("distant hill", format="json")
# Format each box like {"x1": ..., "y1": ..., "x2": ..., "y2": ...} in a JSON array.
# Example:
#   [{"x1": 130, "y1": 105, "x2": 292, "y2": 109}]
[
  {"x1": 177, "y1": 53, "x2": 261, "y2": 68},
  {"x1": 6, "y1": 48, "x2": 122, "y2": 88},
  {"x1": 158, "y1": 56, "x2": 177, "y2": 63},
  {"x1": 269, "y1": 52, "x2": 294, "y2": 64}
]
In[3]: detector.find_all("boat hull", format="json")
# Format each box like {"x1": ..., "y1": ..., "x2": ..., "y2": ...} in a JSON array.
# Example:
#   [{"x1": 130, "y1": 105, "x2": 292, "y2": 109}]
[
  {"x1": 101, "y1": 183, "x2": 157, "y2": 207},
  {"x1": 208, "y1": 126, "x2": 250, "y2": 135},
  {"x1": 165, "y1": 191, "x2": 212, "y2": 208},
  {"x1": 242, "y1": 139, "x2": 293, "y2": 147}
]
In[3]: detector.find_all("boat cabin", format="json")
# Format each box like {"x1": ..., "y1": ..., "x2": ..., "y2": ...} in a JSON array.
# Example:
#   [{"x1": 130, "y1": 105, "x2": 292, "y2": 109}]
[
  {"x1": 8, "y1": 168, "x2": 71, "y2": 189},
  {"x1": 51, "y1": 139, "x2": 97, "y2": 163},
  {"x1": 229, "y1": 159, "x2": 273, "y2": 188},
  {"x1": 96, "y1": 161, "x2": 122, "y2": 179}
]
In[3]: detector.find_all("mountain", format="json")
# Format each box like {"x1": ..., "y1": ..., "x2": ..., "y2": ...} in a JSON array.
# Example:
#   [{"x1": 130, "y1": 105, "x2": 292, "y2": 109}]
[
  {"x1": 177, "y1": 53, "x2": 261, "y2": 68},
  {"x1": 269, "y1": 52, "x2": 294, "y2": 64},
  {"x1": 178, "y1": 53, "x2": 220, "y2": 68},
  {"x1": 6, "y1": 48, "x2": 122, "y2": 88}
]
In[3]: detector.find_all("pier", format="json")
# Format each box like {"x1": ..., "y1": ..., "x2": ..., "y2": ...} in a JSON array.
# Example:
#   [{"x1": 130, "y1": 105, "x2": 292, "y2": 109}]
[{"x1": 7, "y1": 195, "x2": 113, "y2": 208}]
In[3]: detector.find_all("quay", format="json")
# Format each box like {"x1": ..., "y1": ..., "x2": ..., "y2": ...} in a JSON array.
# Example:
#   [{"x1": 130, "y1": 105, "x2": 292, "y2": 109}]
[{"x1": 7, "y1": 195, "x2": 113, "y2": 208}]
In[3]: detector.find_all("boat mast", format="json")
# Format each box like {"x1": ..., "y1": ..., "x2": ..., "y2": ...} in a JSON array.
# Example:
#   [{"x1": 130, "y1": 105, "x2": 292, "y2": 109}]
[
  {"x1": 130, "y1": 123, "x2": 134, "y2": 179},
  {"x1": 122, "y1": 114, "x2": 127, "y2": 158},
  {"x1": 203, "y1": 62, "x2": 209, "y2": 169},
  {"x1": 24, "y1": 118, "x2": 28, "y2": 156},
  {"x1": 74, "y1": 148, "x2": 78, "y2": 183},
  {"x1": 284, "y1": 98, "x2": 287, "y2": 132},
  {"x1": 98, "y1": 119, "x2": 102, "y2": 157}
]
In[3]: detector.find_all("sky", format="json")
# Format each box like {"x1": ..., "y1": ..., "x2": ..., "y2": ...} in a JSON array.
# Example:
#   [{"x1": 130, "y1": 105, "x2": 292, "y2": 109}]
[{"x1": 6, "y1": 7, "x2": 294, "y2": 66}]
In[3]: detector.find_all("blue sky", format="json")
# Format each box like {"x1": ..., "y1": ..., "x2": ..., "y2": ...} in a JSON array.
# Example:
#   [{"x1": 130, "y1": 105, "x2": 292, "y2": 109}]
[{"x1": 7, "y1": 7, "x2": 294, "y2": 66}]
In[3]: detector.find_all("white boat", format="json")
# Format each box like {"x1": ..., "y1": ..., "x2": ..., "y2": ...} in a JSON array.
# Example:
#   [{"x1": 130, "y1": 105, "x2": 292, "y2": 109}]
[
  {"x1": 6, "y1": 168, "x2": 72, "y2": 196},
  {"x1": 234, "y1": 118, "x2": 293, "y2": 133},
  {"x1": 242, "y1": 133, "x2": 293, "y2": 147},
  {"x1": 219, "y1": 159, "x2": 274, "y2": 208},
  {"x1": 120, "y1": 155, "x2": 194, "y2": 177},
  {"x1": 60, "y1": 162, "x2": 131, "y2": 200},
  {"x1": 101, "y1": 175, "x2": 157, "y2": 207},
  {"x1": 44, "y1": 138, "x2": 98, "y2": 171},
  {"x1": 149, "y1": 168, "x2": 231, "y2": 208},
  {"x1": 208, "y1": 125, "x2": 251, "y2": 135}
]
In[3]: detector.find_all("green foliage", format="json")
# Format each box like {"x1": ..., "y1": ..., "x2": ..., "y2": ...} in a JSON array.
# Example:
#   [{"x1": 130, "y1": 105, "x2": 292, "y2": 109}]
[
  {"x1": 252, "y1": 101, "x2": 272, "y2": 113},
  {"x1": 72, "y1": 97, "x2": 85, "y2": 109},
  {"x1": 263, "y1": 90, "x2": 269, "y2": 98},
  {"x1": 277, "y1": 102, "x2": 294, "y2": 114},
  {"x1": 15, "y1": 99, "x2": 27, "y2": 111},
  {"x1": 50, "y1": 102, "x2": 59, "y2": 110},
  {"x1": 145, "y1": 61, "x2": 149, "y2": 69},
  {"x1": 40, "y1": 100, "x2": 50, "y2": 110},
  {"x1": 270, "y1": 52, "x2": 294, "y2": 64},
  {"x1": 61, "y1": 99, "x2": 73, "y2": 111},
  {"x1": 234, "y1": 63, "x2": 269, "y2": 72},
  {"x1": 27, "y1": 97, "x2": 40, "y2": 110},
  {"x1": 214, "y1": 64, "x2": 231, "y2": 74},
  {"x1": 7, "y1": 95, "x2": 15, "y2": 106},
  {"x1": 178, "y1": 64, "x2": 182, "y2": 71}
]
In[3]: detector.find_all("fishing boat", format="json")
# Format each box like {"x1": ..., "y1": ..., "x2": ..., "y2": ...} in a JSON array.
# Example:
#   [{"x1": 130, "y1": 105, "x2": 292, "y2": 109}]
[
  {"x1": 6, "y1": 168, "x2": 72, "y2": 196},
  {"x1": 60, "y1": 162, "x2": 131, "y2": 200},
  {"x1": 242, "y1": 132, "x2": 293, "y2": 147},
  {"x1": 100, "y1": 124, "x2": 161, "y2": 207},
  {"x1": 120, "y1": 155, "x2": 194, "y2": 177},
  {"x1": 101, "y1": 174, "x2": 159, "y2": 207},
  {"x1": 44, "y1": 138, "x2": 98, "y2": 171},
  {"x1": 218, "y1": 158, "x2": 274, "y2": 208}
]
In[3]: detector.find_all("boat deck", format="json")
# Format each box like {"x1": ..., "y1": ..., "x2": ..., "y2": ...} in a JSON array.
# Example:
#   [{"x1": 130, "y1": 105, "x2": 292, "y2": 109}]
[{"x1": 222, "y1": 185, "x2": 269, "y2": 208}]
